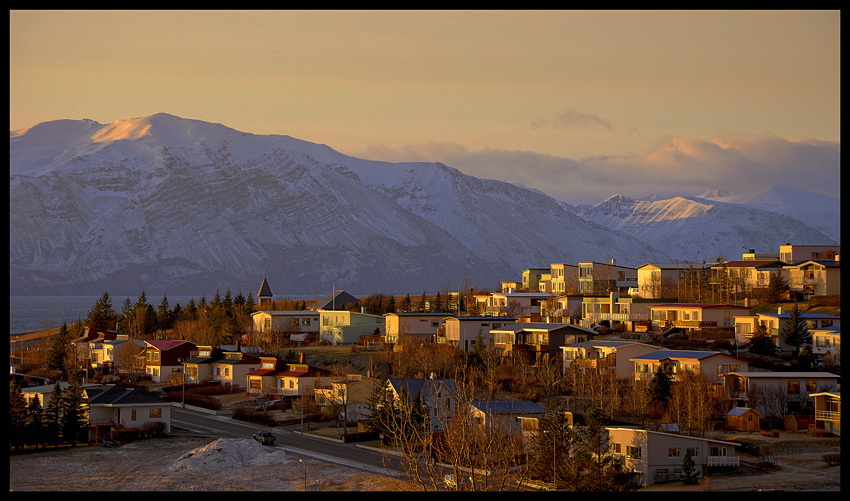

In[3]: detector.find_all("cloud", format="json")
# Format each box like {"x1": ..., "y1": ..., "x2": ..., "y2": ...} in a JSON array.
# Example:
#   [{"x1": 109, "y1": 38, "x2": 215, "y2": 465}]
[
  {"x1": 531, "y1": 107, "x2": 613, "y2": 131},
  {"x1": 357, "y1": 134, "x2": 840, "y2": 206}
]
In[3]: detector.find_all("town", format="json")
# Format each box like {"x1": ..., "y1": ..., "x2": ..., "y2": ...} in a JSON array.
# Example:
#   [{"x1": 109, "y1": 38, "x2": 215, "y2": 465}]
[{"x1": 9, "y1": 242, "x2": 841, "y2": 491}]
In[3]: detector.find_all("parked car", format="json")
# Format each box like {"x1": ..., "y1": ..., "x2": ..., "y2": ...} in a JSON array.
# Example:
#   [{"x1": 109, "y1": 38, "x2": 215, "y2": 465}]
[{"x1": 252, "y1": 430, "x2": 276, "y2": 445}]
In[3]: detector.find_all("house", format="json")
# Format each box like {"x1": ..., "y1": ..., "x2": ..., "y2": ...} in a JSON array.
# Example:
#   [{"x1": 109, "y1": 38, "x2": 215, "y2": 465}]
[
  {"x1": 257, "y1": 277, "x2": 274, "y2": 308},
  {"x1": 500, "y1": 281, "x2": 521, "y2": 293},
  {"x1": 318, "y1": 309, "x2": 385, "y2": 345},
  {"x1": 630, "y1": 349, "x2": 749, "y2": 384},
  {"x1": 22, "y1": 381, "x2": 101, "y2": 408},
  {"x1": 85, "y1": 384, "x2": 171, "y2": 442},
  {"x1": 635, "y1": 262, "x2": 712, "y2": 299},
  {"x1": 386, "y1": 377, "x2": 460, "y2": 432},
  {"x1": 208, "y1": 350, "x2": 261, "y2": 387},
  {"x1": 580, "y1": 291, "x2": 669, "y2": 330},
  {"x1": 578, "y1": 260, "x2": 637, "y2": 295},
  {"x1": 484, "y1": 291, "x2": 554, "y2": 319},
  {"x1": 561, "y1": 340, "x2": 658, "y2": 380},
  {"x1": 245, "y1": 353, "x2": 331, "y2": 397},
  {"x1": 88, "y1": 335, "x2": 146, "y2": 375},
  {"x1": 442, "y1": 316, "x2": 516, "y2": 352},
  {"x1": 468, "y1": 400, "x2": 545, "y2": 435},
  {"x1": 649, "y1": 303, "x2": 750, "y2": 333},
  {"x1": 540, "y1": 294, "x2": 583, "y2": 324},
  {"x1": 607, "y1": 427, "x2": 740, "y2": 486},
  {"x1": 310, "y1": 290, "x2": 361, "y2": 311},
  {"x1": 709, "y1": 260, "x2": 789, "y2": 299},
  {"x1": 384, "y1": 312, "x2": 452, "y2": 344},
  {"x1": 810, "y1": 326, "x2": 840, "y2": 363},
  {"x1": 251, "y1": 310, "x2": 321, "y2": 341},
  {"x1": 548, "y1": 263, "x2": 580, "y2": 295},
  {"x1": 721, "y1": 371, "x2": 839, "y2": 416},
  {"x1": 810, "y1": 391, "x2": 840, "y2": 436},
  {"x1": 725, "y1": 407, "x2": 762, "y2": 432},
  {"x1": 143, "y1": 340, "x2": 196, "y2": 383},
  {"x1": 778, "y1": 243, "x2": 840, "y2": 265},
  {"x1": 491, "y1": 322, "x2": 594, "y2": 365},
  {"x1": 733, "y1": 307, "x2": 840, "y2": 352},
  {"x1": 783, "y1": 258, "x2": 841, "y2": 297},
  {"x1": 314, "y1": 374, "x2": 380, "y2": 424},
  {"x1": 522, "y1": 267, "x2": 551, "y2": 293}
]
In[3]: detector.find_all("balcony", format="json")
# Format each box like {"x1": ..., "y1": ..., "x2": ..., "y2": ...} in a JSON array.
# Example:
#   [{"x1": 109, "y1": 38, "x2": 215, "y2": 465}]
[
  {"x1": 816, "y1": 410, "x2": 841, "y2": 422},
  {"x1": 706, "y1": 456, "x2": 739, "y2": 467}
]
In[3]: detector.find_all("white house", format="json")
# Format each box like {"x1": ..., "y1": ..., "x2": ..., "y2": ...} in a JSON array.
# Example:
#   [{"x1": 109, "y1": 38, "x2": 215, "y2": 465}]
[{"x1": 607, "y1": 427, "x2": 740, "y2": 486}]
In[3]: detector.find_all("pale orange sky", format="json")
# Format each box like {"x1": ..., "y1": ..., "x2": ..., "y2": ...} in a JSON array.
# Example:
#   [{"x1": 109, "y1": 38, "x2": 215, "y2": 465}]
[{"x1": 9, "y1": 10, "x2": 841, "y2": 203}]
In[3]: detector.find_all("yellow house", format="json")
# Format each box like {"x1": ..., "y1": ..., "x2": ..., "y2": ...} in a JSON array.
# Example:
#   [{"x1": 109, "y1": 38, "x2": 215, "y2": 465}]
[
  {"x1": 783, "y1": 258, "x2": 841, "y2": 297},
  {"x1": 649, "y1": 303, "x2": 750, "y2": 332}
]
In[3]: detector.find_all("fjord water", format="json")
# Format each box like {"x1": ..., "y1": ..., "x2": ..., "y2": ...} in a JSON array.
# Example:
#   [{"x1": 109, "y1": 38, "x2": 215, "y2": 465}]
[{"x1": 9, "y1": 295, "x2": 202, "y2": 335}]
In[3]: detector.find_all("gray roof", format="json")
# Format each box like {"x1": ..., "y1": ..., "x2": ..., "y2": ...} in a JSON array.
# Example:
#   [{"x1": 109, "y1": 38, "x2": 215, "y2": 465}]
[
  {"x1": 470, "y1": 400, "x2": 544, "y2": 415},
  {"x1": 312, "y1": 290, "x2": 360, "y2": 310},
  {"x1": 258, "y1": 278, "x2": 273, "y2": 297},
  {"x1": 86, "y1": 384, "x2": 168, "y2": 405}
]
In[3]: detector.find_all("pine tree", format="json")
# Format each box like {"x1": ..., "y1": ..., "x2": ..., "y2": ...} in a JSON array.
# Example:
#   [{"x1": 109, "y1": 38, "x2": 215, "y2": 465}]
[
  {"x1": 10, "y1": 382, "x2": 28, "y2": 451},
  {"x1": 87, "y1": 291, "x2": 117, "y2": 330},
  {"x1": 681, "y1": 448, "x2": 700, "y2": 484},
  {"x1": 120, "y1": 297, "x2": 134, "y2": 334},
  {"x1": 42, "y1": 382, "x2": 63, "y2": 447},
  {"x1": 418, "y1": 292, "x2": 427, "y2": 312},
  {"x1": 747, "y1": 321, "x2": 778, "y2": 357},
  {"x1": 648, "y1": 365, "x2": 674, "y2": 406},
  {"x1": 61, "y1": 374, "x2": 86, "y2": 446},
  {"x1": 766, "y1": 273, "x2": 789, "y2": 304},
  {"x1": 402, "y1": 294, "x2": 412, "y2": 313},
  {"x1": 25, "y1": 396, "x2": 45, "y2": 449},
  {"x1": 433, "y1": 292, "x2": 443, "y2": 312},
  {"x1": 157, "y1": 293, "x2": 172, "y2": 334},
  {"x1": 48, "y1": 323, "x2": 73, "y2": 373},
  {"x1": 782, "y1": 303, "x2": 811, "y2": 356}
]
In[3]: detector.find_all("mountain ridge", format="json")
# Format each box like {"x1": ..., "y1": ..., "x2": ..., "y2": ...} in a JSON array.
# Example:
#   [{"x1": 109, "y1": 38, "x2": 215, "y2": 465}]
[{"x1": 10, "y1": 114, "x2": 838, "y2": 296}]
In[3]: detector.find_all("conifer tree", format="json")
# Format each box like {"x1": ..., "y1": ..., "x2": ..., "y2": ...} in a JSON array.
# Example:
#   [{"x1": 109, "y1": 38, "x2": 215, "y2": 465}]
[
  {"x1": 61, "y1": 373, "x2": 86, "y2": 446},
  {"x1": 681, "y1": 448, "x2": 700, "y2": 484},
  {"x1": 747, "y1": 321, "x2": 778, "y2": 357},
  {"x1": 87, "y1": 291, "x2": 117, "y2": 330},
  {"x1": 418, "y1": 292, "x2": 427, "y2": 312},
  {"x1": 782, "y1": 303, "x2": 811, "y2": 356},
  {"x1": 48, "y1": 323, "x2": 73, "y2": 374},
  {"x1": 9, "y1": 382, "x2": 28, "y2": 451},
  {"x1": 25, "y1": 396, "x2": 45, "y2": 449},
  {"x1": 402, "y1": 294, "x2": 412, "y2": 313},
  {"x1": 648, "y1": 365, "x2": 674, "y2": 407},
  {"x1": 42, "y1": 382, "x2": 63, "y2": 447}
]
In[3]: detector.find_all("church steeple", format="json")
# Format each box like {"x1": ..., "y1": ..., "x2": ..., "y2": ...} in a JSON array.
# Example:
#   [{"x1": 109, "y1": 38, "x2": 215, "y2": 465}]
[{"x1": 257, "y1": 278, "x2": 273, "y2": 308}]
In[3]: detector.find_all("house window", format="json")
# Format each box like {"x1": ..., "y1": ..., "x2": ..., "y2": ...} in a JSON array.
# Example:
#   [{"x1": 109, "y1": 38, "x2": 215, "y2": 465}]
[
  {"x1": 709, "y1": 447, "x2": 727, "y2": 457},
  {"x1": 289, "y1": 380, "x2": 295, "y2": 389},
  {"x1": 806, "y1": 380, "x2": 817, "y2": 393},
  {"x1": 787, "y1": 381, "x2": 800, "y2": 394},
  {"x1": 250, "y1": 379, "x2": 261, "y2": 390},
  {"x1": 302, "y1": 318, "x2": 311, "y2": 326},
  {"x1": 612, "y1": 443, "x2": 621, "y2": 454},
  {"x1": 686, "y1": 447, "x2": 698, "y2": 457},
  {"x1": 668, "y1": 448, "x2": 681, "y2": 458},
  {"x1": 131, "y1": 409, "x2": 137, "y2": 421},
  {"x1": 149, "y1": 408, "x2": 162, "y2": 418},
  {"x1": 635, "y1": 363, "x2": 649, "y2": 374},
  {"x1": 627, "y1": 446, "x2": 642, "y2": 459}
]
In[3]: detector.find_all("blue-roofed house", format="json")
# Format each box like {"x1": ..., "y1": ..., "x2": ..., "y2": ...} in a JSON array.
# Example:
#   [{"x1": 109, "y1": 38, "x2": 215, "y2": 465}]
[
  {"x1": 630, "y1": 349, "x2": 750, "y2": 383},
  {"x1": 387, "y1": 376, "x2": 460, "y2": 432},
  {"x1": 469, "y1": 400, "x2": 545, "y2": 435}
]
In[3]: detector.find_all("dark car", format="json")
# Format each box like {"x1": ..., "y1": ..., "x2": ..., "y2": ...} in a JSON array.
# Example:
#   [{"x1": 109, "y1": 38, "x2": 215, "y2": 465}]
[{"x1": 252, "y1": 430, "x2": 276, "y2": 445}]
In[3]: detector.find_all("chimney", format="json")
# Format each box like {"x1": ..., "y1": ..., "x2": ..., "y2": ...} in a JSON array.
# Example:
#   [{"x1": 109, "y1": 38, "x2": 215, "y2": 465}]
[
  {"x1": 778, "y1": 307, "x2": 784, "y2": 315},
  {"x1": 299, "y1": 352, "x2": 306, "y2": 364}
]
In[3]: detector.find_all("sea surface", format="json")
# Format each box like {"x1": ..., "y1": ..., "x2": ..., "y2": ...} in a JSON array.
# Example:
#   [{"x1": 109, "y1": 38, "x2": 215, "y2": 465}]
[{"x1": 9, "y1": 295, "x2": 206, "y2": 335}]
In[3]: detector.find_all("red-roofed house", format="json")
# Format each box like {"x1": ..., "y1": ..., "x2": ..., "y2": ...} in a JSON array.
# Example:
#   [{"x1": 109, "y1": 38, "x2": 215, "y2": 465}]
[
  {"x1": 245, "y1": 353, "x2": 331, "y2": 397},
  {"x1": 144, "y1": 340, "x2": 196, "y2": 383}
]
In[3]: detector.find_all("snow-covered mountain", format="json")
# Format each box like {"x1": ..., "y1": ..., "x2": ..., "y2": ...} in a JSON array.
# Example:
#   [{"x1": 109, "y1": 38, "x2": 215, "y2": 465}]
[
  {"x1": 577, "y1": 193, "x2": 839, "y2": 263},
  {"x1": 11, "y1": 113, "x2": 673, "y2": 297}
]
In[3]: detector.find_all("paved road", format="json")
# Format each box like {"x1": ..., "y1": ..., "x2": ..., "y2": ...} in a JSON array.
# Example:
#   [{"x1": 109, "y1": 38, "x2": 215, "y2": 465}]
[{"x1": 171, "y1": 407, "x2": 405, "y2": 478}]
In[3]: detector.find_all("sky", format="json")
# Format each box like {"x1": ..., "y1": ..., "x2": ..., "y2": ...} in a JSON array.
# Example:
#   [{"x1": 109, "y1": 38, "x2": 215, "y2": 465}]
[{"x1": 9, "y1": 10, "x2": 841, "y2": 204}]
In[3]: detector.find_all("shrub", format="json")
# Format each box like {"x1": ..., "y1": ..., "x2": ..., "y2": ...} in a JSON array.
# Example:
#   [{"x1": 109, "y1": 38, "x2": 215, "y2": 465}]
[
  {"x1": 822, "y1": 453, "x2": 840, "y2": 467},
  {"x1": 111, "y1": 428, "x2": 140, "y2": 443},
  {"x1": 232, "y1": 408, "x2": 277, "y2": 427},
  {"x1": 141, "y1": 421, "x2": 167, "y2": 437}
]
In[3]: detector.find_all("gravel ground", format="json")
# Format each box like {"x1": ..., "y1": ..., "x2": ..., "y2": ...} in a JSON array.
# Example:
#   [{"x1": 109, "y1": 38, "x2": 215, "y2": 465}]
[{"x1": 9, "y1": 436, "x2": 413, "y2": 491}]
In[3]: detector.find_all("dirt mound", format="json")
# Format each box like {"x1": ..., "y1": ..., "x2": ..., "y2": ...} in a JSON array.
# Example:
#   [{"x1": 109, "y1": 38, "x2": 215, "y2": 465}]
[{"x1": 170, "y1": 438, "x2": 291, "y2": 472}]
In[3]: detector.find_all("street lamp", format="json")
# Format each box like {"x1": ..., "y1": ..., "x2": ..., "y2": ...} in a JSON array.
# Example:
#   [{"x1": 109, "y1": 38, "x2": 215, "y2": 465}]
[
  {"x1": 299, "y1": 459, "x2": 307, "y2": 491},
  {"x1": 178, "y1": 358, "x2": 185, "y2": 408}
]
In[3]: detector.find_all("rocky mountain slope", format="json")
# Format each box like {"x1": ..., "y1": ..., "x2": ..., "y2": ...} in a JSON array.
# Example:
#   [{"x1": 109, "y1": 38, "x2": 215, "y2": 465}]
[{"x1": 11, "y1": 113, "x2": 671, "y2": 296}]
